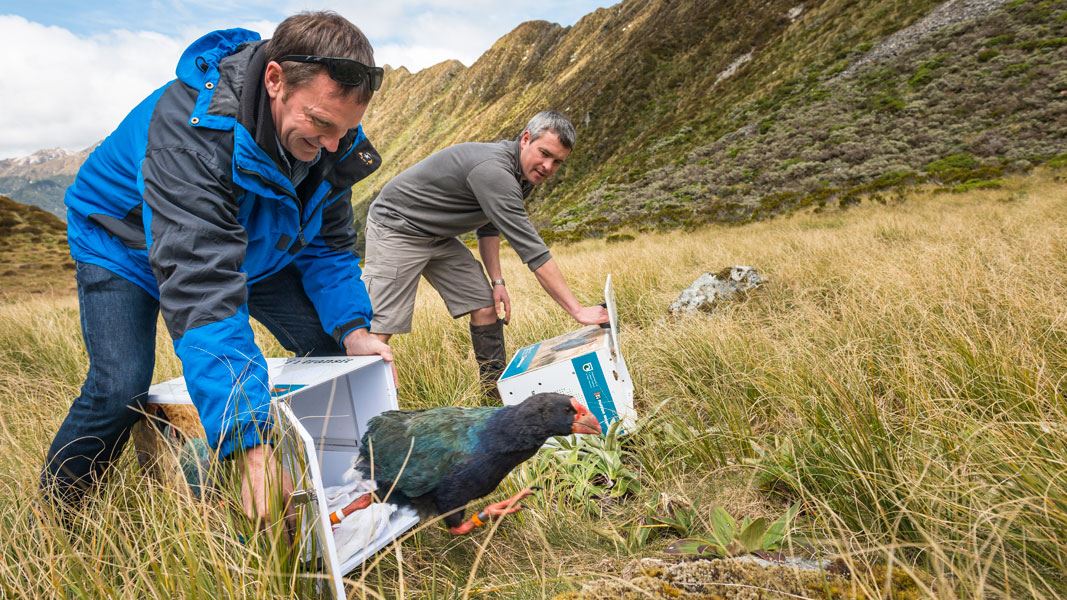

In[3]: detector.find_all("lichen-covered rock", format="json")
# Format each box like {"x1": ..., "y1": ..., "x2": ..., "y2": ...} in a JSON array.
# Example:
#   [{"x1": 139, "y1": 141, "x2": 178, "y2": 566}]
[
  {"x1": 669, "y1": 267, "x2": 765, "y2": 315},
  {"x1": 560, "y1": 556, "x2": 857, "y2": 600}
]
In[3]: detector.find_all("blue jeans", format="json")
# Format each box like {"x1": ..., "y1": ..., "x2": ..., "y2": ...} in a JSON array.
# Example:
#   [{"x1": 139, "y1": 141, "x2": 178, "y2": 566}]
[{"x1": 41, "y1": 261, "x2": 343, "y2": 508}]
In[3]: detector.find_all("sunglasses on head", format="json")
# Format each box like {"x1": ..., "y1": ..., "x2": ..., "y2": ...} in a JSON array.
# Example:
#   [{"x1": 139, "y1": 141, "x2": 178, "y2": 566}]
[{"x1": 278, "y1": 55, "x2": 384, "y2": 91}]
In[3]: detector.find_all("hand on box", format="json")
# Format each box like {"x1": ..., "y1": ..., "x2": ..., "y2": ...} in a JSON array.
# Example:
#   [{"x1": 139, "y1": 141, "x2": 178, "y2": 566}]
[
  {"x1": 343, "y1": 328, "x2": 398, "y2": 387},
  {"x1": 343, "y1": 328, "x2": 394, "y2": 362},
  {"x1": 571, "y1": 304, "x2": 609, "y2": 325}
]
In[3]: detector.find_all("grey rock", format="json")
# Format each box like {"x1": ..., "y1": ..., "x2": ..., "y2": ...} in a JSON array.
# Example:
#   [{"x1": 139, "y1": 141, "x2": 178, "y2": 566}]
[
  {"x1": 669, "y1": 266, "x2": 765, "y2": 315},
  {"x1": 838, "y1": 0, "x2": 1010, "y2": 80}
]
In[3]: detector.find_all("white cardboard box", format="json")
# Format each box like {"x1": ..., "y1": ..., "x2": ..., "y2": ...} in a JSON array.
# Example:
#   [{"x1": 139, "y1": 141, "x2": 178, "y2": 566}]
[
  {"x1": 147, "y1": 356, "x2": 419, "y2": 599},
  {"x1": 498, "y1": 276, "x2": 637, "y2": 432}
]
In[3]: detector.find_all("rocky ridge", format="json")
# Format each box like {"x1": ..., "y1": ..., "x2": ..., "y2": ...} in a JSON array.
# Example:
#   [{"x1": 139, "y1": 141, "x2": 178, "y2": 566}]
[
  {"x1": 0, "y1": 145, "x2": 95, "y2": 220},
  {"x1": 838, "y1": 0, "x2": 1012, "y2": 78},
  {"x1": 2, "y1": 0, "x2": 1064, "y2": 238}
]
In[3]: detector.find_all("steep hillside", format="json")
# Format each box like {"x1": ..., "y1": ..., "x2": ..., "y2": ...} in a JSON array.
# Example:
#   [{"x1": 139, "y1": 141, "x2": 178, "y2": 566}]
[
  {"x1": 0, "y1": 146, "x2": 93, "y2": 220},
  {"x1": 2, "y1": 0, "x2": 1062, "y2": 240},
  {"x1": 357, "y1": 0, "x2": 1066, "y2": 240},
  {"x1": 0, "y1": 194, "x2": 74, "y2": 298}
]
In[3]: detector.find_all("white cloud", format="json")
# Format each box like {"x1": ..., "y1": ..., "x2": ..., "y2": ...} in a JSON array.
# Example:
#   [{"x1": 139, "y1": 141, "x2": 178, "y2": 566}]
[
  {"x1": 0, "y1": 11, "x2": 482, "y2": 159},
  {"x1": 0, "y1": 2, "x2": 615, "y2": 159},
  {"x1": 374, "y1": 12, "x2": 511, "y2": 68},
  {"x1": 0, "y1": 16, "x2": 185, "y2": 159}
]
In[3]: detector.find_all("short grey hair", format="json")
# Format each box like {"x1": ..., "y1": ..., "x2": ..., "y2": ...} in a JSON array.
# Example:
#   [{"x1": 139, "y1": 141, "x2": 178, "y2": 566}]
[{"x1": 523, "y1": 111, "x2": 576, "y2": 150}]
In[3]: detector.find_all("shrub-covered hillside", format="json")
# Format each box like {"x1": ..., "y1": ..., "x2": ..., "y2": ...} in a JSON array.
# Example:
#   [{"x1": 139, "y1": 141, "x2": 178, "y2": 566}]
[
  {"x1": 564, "y1": 0, "x2": 1067, "y2": 237},
  {"x1": 2, "y1": 1, "x2": 1063, "y2": 243},
  {"x1": 357, "y1": 0, "x2": 1066, "y2": 240},
  {"x1": 0, "y1": 194, "x2": 74, "y2": 298}
]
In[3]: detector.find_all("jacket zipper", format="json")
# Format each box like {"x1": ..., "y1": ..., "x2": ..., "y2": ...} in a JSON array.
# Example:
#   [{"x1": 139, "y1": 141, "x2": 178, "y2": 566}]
[
  {"x1": 236, "y1": 166, "x2": 311, "y2": 247},
  {"x1": 237, "y1": 137, "x2": 359, "y2": 251}
]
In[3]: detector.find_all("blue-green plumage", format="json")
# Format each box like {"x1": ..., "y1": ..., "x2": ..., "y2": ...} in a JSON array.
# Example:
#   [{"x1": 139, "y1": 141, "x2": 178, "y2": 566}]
[
  {"x1": 359, "y1": 406, "x2": 496, "y2": 498},
  {"x1": 356, "y1": 393, "x2": 581, "y2": 528}
]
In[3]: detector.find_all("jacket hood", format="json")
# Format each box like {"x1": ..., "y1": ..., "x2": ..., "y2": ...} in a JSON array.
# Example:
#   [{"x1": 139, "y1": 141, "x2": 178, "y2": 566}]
[
  {"x1": 176, "y1": 28, "x2": 262, "y2": 132},
  {"x1": 176, "y1": 28, "x2": 261, "y2": 88}
]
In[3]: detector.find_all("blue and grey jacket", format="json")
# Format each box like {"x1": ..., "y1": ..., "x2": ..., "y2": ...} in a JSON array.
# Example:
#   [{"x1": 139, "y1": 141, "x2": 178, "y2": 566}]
[{"x1": 64, "y1": 28, "x2": 381, "y2": 458}]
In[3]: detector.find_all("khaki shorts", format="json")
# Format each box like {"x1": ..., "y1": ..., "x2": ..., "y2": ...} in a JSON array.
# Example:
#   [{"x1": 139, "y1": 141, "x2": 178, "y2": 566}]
[{"x1": 362, "y1": 217, "x2": 494, "y2": 334}]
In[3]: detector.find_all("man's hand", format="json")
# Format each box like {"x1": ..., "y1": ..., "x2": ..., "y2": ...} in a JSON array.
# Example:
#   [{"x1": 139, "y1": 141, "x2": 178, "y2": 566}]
[
  {"x1": 343, "y1": 328, "x2": 394, "y2": 362},
  {"x1": 493, "y1": 284, "x2": 512, "y2": 324},
  {"x1": 343, "y1": 328, "x2": 397, "y2": 386},
  {"x1": 532, "y1": 259, "x2": 610, "y2": 326},
  {"x1": 571, "y1": 305, "x2": 609, "y2": 325},
  {"x1": 240, "y1": 444, "x2": 296, "y2": 532}
]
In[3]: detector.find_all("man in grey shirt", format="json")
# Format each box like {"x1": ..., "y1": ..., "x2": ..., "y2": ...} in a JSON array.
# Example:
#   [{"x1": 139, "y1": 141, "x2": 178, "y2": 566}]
[{"x1": 364, "y1": 111, "x2": 608, "y2": 397}]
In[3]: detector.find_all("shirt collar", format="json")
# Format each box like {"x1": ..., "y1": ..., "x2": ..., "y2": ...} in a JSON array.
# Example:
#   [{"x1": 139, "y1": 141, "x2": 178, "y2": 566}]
[
  {"x1": 509, "y1": 137, "x2": 533, "y2": 197},
  {"x1": 275, "y1": 134, "x2": 321, "y2": 186}
]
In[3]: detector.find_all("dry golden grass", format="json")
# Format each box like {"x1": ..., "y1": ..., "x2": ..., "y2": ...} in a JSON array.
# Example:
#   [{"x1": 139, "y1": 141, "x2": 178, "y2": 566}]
[{"x1": 1, "y1": 169, "x2": 1065, "y2": 598}]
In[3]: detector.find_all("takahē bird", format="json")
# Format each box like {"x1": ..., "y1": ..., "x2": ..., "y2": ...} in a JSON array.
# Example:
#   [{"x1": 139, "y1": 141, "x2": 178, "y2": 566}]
[{"x1": 354, "y1": 392, "x2": 601, "y2": 535}]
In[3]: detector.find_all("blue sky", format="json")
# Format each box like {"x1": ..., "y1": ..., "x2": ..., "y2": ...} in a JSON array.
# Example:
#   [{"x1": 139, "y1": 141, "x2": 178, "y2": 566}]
[{"x1": 0, "y1": 1, "x2": 617, "y2": 159}]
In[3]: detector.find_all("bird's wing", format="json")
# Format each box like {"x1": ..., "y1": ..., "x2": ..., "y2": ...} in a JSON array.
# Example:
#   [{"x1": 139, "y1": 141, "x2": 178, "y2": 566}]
[{"x1": 361, "y1": 407, "x2": 495, "y2": 499}]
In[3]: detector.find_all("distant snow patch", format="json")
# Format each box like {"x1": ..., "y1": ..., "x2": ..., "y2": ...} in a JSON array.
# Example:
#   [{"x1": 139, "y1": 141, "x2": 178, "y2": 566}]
[{"x1": 7, "y1": 148, "x2": 73, "y2": 167}]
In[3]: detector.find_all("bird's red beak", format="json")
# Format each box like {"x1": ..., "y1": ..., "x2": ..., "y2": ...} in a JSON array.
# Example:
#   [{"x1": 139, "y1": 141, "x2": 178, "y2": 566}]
[{"x1": 571, "y1": 397, "x2": 602, "y2": 435}]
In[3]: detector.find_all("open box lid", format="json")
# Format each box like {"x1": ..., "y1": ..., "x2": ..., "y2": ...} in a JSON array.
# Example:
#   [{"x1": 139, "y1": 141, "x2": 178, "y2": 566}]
[
  {"x1": 604, "y1": 274, "x2": 621, "y2": 360},
  {"x1": 274, "y1": 401, "x2": 348, "y2": 599},
  {"x1": 147, "y1": 356, "x2": 387, "y2": 405},
  {"x1": 149, "y1": 356, "x2": 420, "y2": 599},
  {"x1": 275, "y1": 401, "x2": 421, "y2": 599}
]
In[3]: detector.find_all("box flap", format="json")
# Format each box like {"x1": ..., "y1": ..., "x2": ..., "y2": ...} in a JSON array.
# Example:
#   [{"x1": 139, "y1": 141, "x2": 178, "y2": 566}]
[
  {"x1": 147, "y1": 357, "x2": 383, "y2": 406},
  {"x1": 274, "y1": 401, "x2": 346, "y2": 600},
  {"x1": 268, "y1": 357, "x2": 382, "y2": 399},
  {"x1": 605, "y1": 274, "x2": 622, "y2": 360},
  {"x1": 500, "y1": 325, "x2": 608, "y2": 380},
  {"x1": 146, "y1": 378, "x2": 194, "y2": 405}
]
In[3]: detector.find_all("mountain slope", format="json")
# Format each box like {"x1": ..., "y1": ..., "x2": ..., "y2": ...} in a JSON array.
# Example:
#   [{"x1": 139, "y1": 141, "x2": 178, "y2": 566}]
[
  {"x1": 2, "y1": 0, "x2": 1063, "y2": 240},
  {"x1": 0, "y1": 194, "x2": 74, "y2": 298},
  {"x1": 356, "y1": 0, "x2": 1065, "y2": 240},
  {"x1": 0, "y1": 146, "x2": 94, "y2": 220}
]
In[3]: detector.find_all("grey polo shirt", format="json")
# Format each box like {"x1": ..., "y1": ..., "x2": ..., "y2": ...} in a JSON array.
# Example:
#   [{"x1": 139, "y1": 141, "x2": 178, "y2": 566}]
[{"x1": 368, "y1": 139, "x2": 552, "y2": 270}]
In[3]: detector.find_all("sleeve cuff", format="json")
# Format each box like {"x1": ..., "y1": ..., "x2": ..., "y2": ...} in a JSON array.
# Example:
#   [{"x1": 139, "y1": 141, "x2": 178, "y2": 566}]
[
  {"x1": 476, "y1": 225, "x2": 500, "y2": 238},
  {"x1": 333, "y1": 317, "x2": 370, "y2": 345},
  {"x1": 217, "y1": 420, "x2": 275, "y2": 459},
  {"x1": 526, "y1": 251, "x2": 552, "y2": 271}
]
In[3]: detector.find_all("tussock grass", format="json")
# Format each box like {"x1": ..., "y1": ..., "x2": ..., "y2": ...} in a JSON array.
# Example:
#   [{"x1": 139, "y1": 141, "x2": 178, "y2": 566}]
[{"x1": 2, "y1": 170, "x2": 1066, "y2": 598}]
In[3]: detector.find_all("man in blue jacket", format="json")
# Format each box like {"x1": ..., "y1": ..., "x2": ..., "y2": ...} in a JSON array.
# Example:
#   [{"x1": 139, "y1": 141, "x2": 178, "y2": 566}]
[{"x1": 42, "y1": 11, "x2": 392, "y2": 522}]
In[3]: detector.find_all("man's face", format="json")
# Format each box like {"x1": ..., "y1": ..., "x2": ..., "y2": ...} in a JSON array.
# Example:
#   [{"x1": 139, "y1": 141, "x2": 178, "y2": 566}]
[
  {"x1": 265, "y1": 63, "x2": 368, "y2": 162},
  {"x1": 518, "y1": 130, "x2": 570, "y2": 185}
]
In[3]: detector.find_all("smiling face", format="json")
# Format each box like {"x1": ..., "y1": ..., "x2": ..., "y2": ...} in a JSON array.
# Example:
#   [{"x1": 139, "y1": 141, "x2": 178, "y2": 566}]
[
  {"x1": 264, "y1": 62, "x2": 368, "y2": 162},
  {"x1": 518, "y1": 129, "x2": 570, "y2": 185}
]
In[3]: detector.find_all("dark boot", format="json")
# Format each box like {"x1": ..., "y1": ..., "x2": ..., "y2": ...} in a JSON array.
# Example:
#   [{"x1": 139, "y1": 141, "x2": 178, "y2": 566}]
[{"x1": 470, "y1": 319, "x2": 506, "y2": 402}]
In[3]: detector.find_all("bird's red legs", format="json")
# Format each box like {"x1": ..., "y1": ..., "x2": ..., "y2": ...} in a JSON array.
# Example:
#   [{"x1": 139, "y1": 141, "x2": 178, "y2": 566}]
[
  {"x1": 448, "y1": 487, "x2": 536, "y2": 535},
  {"x1": 328, "y1": 492, "x2": 373, "y2": 525},
  {"x1": 484, "y1": 486, "x2": 535, "y2": 515}
]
